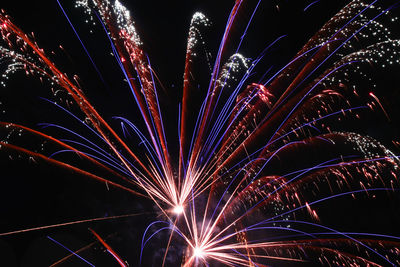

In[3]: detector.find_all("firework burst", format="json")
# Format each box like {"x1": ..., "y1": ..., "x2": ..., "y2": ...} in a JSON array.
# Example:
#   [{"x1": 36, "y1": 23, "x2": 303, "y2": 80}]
[{"x1": 1, "y1": 0, "x2": 400, "y2": 266}]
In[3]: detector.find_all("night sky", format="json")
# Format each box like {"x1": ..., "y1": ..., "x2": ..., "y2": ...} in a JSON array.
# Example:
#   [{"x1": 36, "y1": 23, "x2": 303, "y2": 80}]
[{"x1": 1, "y1": 0, "x2": 400, "y2": 266}]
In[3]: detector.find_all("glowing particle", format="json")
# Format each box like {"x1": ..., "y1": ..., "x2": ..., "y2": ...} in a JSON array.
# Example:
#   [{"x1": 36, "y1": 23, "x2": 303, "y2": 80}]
[
  {"x1": 173, "y1": 205, "x2": 184, "y2": 215},
  {"x1": 193, "y1": 247, "x2": 205, "y2": 258}
]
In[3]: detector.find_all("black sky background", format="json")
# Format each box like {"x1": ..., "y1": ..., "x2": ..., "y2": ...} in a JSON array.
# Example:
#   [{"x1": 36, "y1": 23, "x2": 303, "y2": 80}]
[{"x1": 1, "y1": 0, "x2": 400, "y2": 266}]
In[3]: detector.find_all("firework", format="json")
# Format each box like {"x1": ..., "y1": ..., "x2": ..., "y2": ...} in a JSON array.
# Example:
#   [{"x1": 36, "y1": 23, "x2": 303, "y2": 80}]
[{"x1": 1, "y1": 0, "x2": 400, "y2": 266}]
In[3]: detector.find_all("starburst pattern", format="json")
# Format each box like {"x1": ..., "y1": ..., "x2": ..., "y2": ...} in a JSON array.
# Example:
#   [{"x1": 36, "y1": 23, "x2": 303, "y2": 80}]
[{"x1": 1, "y1": 0, "x2": 400, "y2": 266}]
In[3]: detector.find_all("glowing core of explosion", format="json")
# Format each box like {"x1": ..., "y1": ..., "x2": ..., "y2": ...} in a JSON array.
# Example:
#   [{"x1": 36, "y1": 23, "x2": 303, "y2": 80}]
[
  {"x1": 173, "y1": 205, "x2": 184, "y2": 215},
  {"x1": 193, "y1": 247, "x2": 205, "y2": 259}
]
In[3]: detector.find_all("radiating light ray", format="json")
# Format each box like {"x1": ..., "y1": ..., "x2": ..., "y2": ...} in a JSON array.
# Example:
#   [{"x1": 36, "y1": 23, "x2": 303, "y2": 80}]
[
  {"x1": 49, "y1": 239, "x2": 98, "y2": 267},
  {"x1": 2, "y1": 0, "x2": 400, "y2": 266},
  {"x1": 89, "y1": 228, "x2": 127, "y2": 267},
  {"x1": 304, "y1": 0, "x2": 322, "y2": 12},
  {"x1": 56, "y1": 0, "x2": 106, "y2": 86},
  {"x1": 47, "y1": 236, "x2": 96, "y2": 267},
  {"x1": 0, "y1": 213, "x2": 147, "y2": 237}
]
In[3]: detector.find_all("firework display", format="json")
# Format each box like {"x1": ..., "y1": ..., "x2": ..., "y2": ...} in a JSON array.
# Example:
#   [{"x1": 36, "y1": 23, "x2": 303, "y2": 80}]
[{"x1": 1, "y1": 0, "x2": 400, "y2": 266}]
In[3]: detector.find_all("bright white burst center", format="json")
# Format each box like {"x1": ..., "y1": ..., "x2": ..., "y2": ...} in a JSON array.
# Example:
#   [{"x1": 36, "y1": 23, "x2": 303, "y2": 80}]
[
  {"x1": 193, "y1": 247, "x2": 205, "y2": 258},
  {"x1": 173, "y1": 205, "x2": 184, "y2": 215}
]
